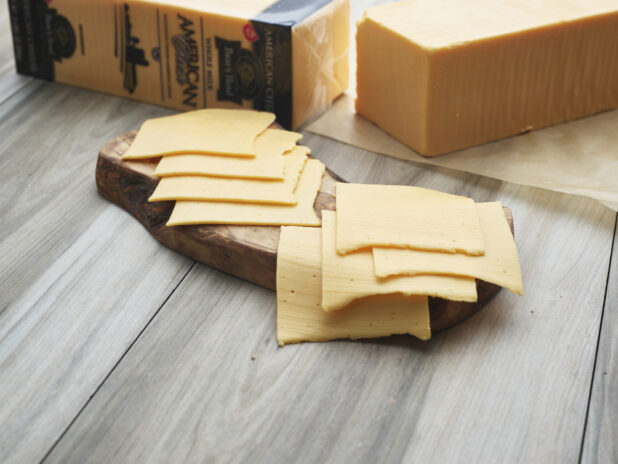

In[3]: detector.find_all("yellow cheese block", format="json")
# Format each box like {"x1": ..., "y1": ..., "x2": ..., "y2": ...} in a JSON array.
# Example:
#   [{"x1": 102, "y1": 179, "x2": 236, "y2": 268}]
[
  {"x1": 321, "y1": 211, "x2": 477, "y2": 312},
  {"x1": 149, "y1": 146, "x2": 308, "y2": 204},
  {"x1": 373, "y1": 202, "x2": 523, "y2": 295},
  {"x1": 154, "y1": 130, "x2": 304, "y2": 180},
  {"x1": 356, "y1": 0, "x2": 618, "y2": 156},
  {"x1": 122, "y1": 109, "x2": 275, "y2": 159},
  {"x1": 277, "y1": 226, "x2": 431, "y2": 345},
  {"x1": 335, "y1": 183, "x2": 485, "y2": 255},
  {"x1": 166, "y1": 159, "x2": 325, "y2": 226}
]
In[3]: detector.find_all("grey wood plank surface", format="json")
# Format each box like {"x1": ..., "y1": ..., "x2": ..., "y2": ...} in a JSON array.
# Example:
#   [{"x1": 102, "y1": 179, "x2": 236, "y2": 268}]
[
  {"x1": 0, "y1": 83, "x2": 193, "y2": 463},
  {"x1": 44, "y1": 135, "x2": 616, "y2": 464},
  {"x1": 581, "y1": 217, "x2": 618, "y2": 464}
]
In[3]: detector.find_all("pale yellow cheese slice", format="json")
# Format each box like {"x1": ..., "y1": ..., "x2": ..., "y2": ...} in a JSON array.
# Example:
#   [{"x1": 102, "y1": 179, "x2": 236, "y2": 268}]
[
  {"x1": 373, "y1": 202, "x2": 523, "y2": 295},
  {"x1": 321, "y1": 211, "x2": 477, "y2": 312},
  {"x1": 335, "y1": 183, "x2": 485, "y2": 256},
  {"x1": 154, "y1": 130, "x2": 304, "y2": 180},
  {"x1": 167, "y1": 159, "x2": 325, "y2": 226},
  {"x1": 277, "y1": 226, "x2": 431, "y2": 346},
  {"x1": 122, "y1": 109, "x2": 275, "y2": 159},
  {"x1": 149, "y1": 147, "x2": 308, "y2": 204}
]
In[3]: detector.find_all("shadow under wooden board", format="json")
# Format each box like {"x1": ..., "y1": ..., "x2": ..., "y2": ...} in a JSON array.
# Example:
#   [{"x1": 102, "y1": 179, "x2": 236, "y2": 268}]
[{"x1": 96, "y1": 130, "x2": 514, "y2": 333}]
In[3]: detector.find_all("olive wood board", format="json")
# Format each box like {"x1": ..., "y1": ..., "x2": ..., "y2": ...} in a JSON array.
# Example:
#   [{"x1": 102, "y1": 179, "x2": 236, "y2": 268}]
[{"x1": 96, "y1": 130, "x2": 514, "y2": 332}]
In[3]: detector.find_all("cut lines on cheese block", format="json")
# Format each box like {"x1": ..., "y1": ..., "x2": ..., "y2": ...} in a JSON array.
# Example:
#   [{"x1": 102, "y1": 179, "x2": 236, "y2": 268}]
[
  {"x1": 154, "y1": 130, "x2": 304, "y2": 180},
  {"x1": 122, "y1": 109, "x2": 275, "y2": 159},
  {"x1": 373, "y1": 202, "x2": 523, "y2": 295},
  {"x1": 167, "y1": 160, "x2": 325, "y2": 226},
  {"x1": 335, "y1": 183, "x2": 485, "y2": 255},
  {"x1": 277, "y1": 226, "x2": 431, "y2": 346},
  {"x1": 321, "y1": 211, "x2": 477, "y2": 312},
  {"x1": 149, "y1": 147, "x2": 308, "y2": 204}
]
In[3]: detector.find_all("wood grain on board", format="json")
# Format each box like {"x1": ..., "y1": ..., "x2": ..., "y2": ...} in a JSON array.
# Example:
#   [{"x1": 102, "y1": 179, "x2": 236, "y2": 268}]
[{"x1": 97, "y1": 131, "x2": 513, "y2": 332}]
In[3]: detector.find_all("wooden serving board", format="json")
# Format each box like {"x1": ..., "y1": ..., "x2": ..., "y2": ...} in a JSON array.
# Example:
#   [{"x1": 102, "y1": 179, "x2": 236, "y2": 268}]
[{"x1": 96, "y1": 131, "x2": 514, "y2": 332}]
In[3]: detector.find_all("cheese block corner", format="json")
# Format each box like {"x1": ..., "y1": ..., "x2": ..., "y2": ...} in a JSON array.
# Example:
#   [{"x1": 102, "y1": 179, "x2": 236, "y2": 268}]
[{"x1": 356, "y1": 0, "x2": 618, "y2": 157}]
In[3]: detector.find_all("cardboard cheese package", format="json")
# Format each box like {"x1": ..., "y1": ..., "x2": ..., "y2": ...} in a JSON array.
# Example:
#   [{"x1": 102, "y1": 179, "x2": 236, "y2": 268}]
[{"x1": 7, "y1": 0, "x2": 349, "y2": 129}]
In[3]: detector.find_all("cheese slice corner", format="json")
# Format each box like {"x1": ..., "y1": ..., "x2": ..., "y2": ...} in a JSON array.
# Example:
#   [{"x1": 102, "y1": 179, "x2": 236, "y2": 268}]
[
  {"x1": 149, "y1": 146, "x2": 308, "y2": 204},
  {"x1": 373, "y1": 202, "x2": 523, "y2": 295},
  {"x1": 335, "y1": 182, "x2": 485, "y2": 256},
  {"x1": 321, "y1": 210, "x2": 477, "y2": 312},
  {"x1": 277, "y1": 225, "x2": 431, "y2": 346},
  {"x1": 122, "y1": 109, "x2": 275, "y2": 159},
  {"x1": 153, "y1": 129, "x2": 305, "y2": 180},
  {"x1": 166, "y1": 158, "x2": 325, "y2": 226}
]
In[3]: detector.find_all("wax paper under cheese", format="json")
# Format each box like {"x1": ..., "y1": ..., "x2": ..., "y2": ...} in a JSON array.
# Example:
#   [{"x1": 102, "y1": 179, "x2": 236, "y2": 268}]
[
  {"x1": 122, "y1": 109, "x2": 275, "y2": 159},
  {"x1": 154, "y1": 130, "x2": 304, "y2": 180},
  {"x1": 167, "y1": 159, "x2": 325, "y2": 226},
  {"x1": 335, "y1": 183, "x2": 485, "y2": 255},
  {"x1": 276, "y1": 226, "x2": 431, "y2": 345},
  {"x1": 373, "y1": 202, "x2": 523, "y2": 295},
  {"x1": 321, "y1": 211, "x2": 477, "y2": 312},
  {"x1": 149, "y1": 147, "x2": 307, "y2": 204}
]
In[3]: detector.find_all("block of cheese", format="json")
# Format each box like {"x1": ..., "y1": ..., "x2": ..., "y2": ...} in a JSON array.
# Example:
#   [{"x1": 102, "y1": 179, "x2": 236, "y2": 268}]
[
  {"x1": 373, "y1": 202, "x2": 523, "y2": 295},
  {"x1": 154, "y1": 129, "x2": 303, "y2": 180},
  {"x1": 356, "y1": 0, "x2": 618, "y2": 157},
  {"x1": 335, "y1": 183, "x2": 484, "y2": 255},
  {"x1": 167, "y1": 159, "x2": 325, "y2": 226},
  {"x1": 10, "y1": 0, "x2": 349, "y2": 129},
  {"x1": 149, "y1": 146, "x2": 307, "y2": 204},
  {"x1": 277, "y1": 225, "x2": 431, "y2": 345},
  {"x1": 123, "y1": 109, "x2": 274, "y2": 159},
  {"x1": 321, "y1": 211, "x2": 477, "y2": 312}
]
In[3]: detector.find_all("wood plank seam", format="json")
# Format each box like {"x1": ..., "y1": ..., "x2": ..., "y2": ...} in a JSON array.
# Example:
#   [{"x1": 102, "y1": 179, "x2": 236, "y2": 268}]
[
  {"x1": 577, "y1": 213, "x2": 617, "y2": 464},
  {"x1": 37, "y1": 261, "x2": 197, "y2": 464}
]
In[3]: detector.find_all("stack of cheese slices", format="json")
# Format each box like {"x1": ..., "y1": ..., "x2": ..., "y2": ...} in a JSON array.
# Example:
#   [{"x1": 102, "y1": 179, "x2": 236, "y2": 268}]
[
  {"x1": 122, "y1": 109, "x2": 523, "y2": 346},
  {"x1": 277, "y1": 183, "x2": 523, "y2": 346},
  {"x1": 122, "y1": 109, "x2": 326, "y2": 227}
]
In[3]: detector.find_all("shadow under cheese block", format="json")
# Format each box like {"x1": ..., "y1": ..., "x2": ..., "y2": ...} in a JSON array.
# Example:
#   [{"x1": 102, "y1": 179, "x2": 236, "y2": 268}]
[{"x1": 355, "y1": 0, "x2": 618, "y2": 157}]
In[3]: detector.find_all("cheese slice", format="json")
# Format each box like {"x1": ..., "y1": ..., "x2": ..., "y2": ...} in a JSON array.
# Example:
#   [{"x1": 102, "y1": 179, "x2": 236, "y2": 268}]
[
  {"x1": 356, "y1": 0, "x2": 618, "y2": 156},
  {"x1": 154, "y1": 129, "x2": 304, "y2": 180},
  {"x1": 277, "y1": 226, "x2": 431, "y2": 345},
  {"x1": 167, "y1": 159, "x2": 325, "y2": 226},
  {"x1": 321, "y1": 211, "x2": 477, "y2": 312},
  {"x1": 335, "y1": 183, "x2": 485, "y2": 255},
  {"x1": 149, "y1": 146, "x2": 308, "y2": 204},
  {"x1": 373, "y1": 202, "x2": 523, "y2": 295},
  {"x1": 122, "y1": 109, "x2": 275, "y2": 159}
]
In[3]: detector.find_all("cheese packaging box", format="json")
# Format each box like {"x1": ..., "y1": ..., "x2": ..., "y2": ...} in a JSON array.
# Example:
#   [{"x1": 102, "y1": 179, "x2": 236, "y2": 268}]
[{"x1": 7, "y1": 0, "x2": 349, "y2": 129}]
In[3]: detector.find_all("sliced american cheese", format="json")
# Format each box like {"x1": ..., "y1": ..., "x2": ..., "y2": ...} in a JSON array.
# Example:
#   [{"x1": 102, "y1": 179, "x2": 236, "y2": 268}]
[
  {"x1": 277, "y1": 226, "x2": 431, "y2": 346},
  {"x1": 167, "y1": 159, "x2": 325, "y2": 226},
  {"x1": 373, "y1": 202, "x2": 523, "y2": 295},
  {"x1": 122, "y1": 109, "x2": 275, "y2": 159},
  {"x1": 154, "y1": 129, "x2": 304, "y2": 180},
  {"x1": 149, "y1": 146, "x2": 308, "y2": 204},
  {"x1": 321, "y1": 211, "x2": 477, "y2": 312},
  {"x1": 335, "y1": 183, "x2": 485, "y2": 255}
]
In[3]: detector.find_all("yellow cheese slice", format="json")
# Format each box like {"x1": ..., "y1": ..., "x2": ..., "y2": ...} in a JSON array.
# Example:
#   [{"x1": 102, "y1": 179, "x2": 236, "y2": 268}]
[
  {"x1": 166, "y1": 159, "x2": 326, "y2": 226},
  {"x1": 277, "y1": 226, "x2": 431, "y2": 346},
  {"x1": 321, "y1": 211, "x2": 477, "y2": 311},
  {"x1": 154, "y1": 129, "x2": 304, "y2": 180},
  {"x1": 335, "y1": 183, "x2": 485, "y2": 256},
  {"x1": 373, "y1": 202, "x2": 523, "y2": 295},
  {"x1": 122, "y1": 109, "x2": 275, "y2": 159},
  {"x1": 149, "y1": 146, "x2": 308, "y2": 204}
]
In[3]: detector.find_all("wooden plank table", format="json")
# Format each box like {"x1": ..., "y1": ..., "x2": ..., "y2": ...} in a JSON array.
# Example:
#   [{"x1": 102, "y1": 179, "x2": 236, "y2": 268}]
[{"x1": 0, "y1": 5, "x2": 616, "y2": 464}]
